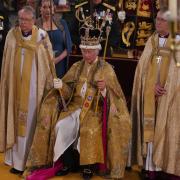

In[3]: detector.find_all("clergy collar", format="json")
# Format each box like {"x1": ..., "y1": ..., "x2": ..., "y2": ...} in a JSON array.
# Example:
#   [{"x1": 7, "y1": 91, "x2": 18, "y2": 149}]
[
  {"x1": 22, "y1": 30, "x2": 32, "y2": 37},
  {"x1": 158, "y1": 33, "x2": 169, "y2": 38}
]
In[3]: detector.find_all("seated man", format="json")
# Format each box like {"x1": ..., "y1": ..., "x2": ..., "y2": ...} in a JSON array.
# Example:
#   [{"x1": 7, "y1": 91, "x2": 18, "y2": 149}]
[{"x1": 53, "y1": 25, "x2": 131, "y2": 179}]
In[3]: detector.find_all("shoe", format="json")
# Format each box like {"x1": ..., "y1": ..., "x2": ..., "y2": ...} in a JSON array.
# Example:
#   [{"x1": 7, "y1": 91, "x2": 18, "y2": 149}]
[
  {"x1": 148, "y1": 171, "x2": 157, "y2": 180},
  {"x1": 82, "y1": 168, "x2": 93, "y2": 180},
  {"x1": 10, "y1": 168, "x2": 23, "y2": 175},
  {"x1": 139, "y1": 169, "x2": 149, "y2": 180},
  {"x1": 56, "y1": 166, "x2": 70, "y2": 176},
  {"x1": 126, "y1": 166, "x2": 132, "y2": 171}
]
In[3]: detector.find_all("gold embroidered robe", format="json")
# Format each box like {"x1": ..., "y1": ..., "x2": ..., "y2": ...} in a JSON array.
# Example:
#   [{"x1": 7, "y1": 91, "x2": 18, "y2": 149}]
[
  {"x1": 0, "y1": 26, "x2": 54, "y2": 153},
  {"x1": 131, "y1": 33, "x2": 180, "y2": 176},
  {"x1": 27, "y1": 58, "x2": 131, "y2": 179}
]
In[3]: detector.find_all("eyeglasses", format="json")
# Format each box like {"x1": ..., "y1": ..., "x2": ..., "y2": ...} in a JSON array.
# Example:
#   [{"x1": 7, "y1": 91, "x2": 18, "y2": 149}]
[
  {"x1": 156, "y1": 17, "x2": 167, "y2": 22},
  {"x1": 18, "y1": 17, "x2": 34, "y2": 23},
  {"x1": 81, "y1": 49, "x2": 97, "y2": 54}
]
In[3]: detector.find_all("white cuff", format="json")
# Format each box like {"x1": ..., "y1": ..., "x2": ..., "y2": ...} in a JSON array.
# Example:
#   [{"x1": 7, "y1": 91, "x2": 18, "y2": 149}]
[
  {"x1": 53, "y1": 78, "x2": 63, "y2": 89},
  {"x1": 100, "y1": 88, "x2": 107, "y2": 98}
]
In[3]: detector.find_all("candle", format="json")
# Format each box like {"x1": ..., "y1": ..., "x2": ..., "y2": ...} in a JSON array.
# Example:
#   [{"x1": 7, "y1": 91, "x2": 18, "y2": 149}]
[{"x1": 169, "y1": 0, "x2": 177, "y2": 19}]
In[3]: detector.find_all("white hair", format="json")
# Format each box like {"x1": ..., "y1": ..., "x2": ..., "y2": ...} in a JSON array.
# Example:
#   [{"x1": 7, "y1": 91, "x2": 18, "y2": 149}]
[
  {"x1": 19, "y1": 5, "x2": 36, "y2": 19},
  {"x1": 79, "y1": 44, "x2": 102, "y2": 50}
]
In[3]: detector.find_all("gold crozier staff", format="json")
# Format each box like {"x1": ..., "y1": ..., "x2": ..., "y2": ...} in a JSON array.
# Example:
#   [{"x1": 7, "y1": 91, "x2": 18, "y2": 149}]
[
  {"x1": 48, "y1": 0, "x2": 67, "y2": 111},
  {"x1": 95, "y1": 25, "x2": 111, "y2": 113}
]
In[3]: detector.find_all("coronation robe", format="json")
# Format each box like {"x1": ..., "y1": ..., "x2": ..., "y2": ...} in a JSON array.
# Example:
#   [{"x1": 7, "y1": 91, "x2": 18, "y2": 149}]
[
  {"x1": 27, "y1": 58, "x2": 131, "y2": 179},
  {"x1": 0, "y1": 25, "x2": 54, "y2": 171},
  {"x1": 131, "y1": 32, "x2": 180, "y2": 176}
]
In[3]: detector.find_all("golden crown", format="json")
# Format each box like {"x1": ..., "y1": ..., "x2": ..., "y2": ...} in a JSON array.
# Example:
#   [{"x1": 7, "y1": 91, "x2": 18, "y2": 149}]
[{"x1": 80, "y1": 26, "x2": 101, "y2": 45}]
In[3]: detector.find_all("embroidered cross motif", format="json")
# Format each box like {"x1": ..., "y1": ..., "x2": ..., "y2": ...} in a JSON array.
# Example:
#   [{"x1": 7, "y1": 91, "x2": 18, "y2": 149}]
[{"x1": 156, "y1": 55, "x2": 162, "y2": 64}]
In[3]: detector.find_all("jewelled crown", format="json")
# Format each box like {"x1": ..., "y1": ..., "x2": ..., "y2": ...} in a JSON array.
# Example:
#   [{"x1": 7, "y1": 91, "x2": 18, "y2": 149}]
[{"x1": 79, "y1": 25, "x2": 102, "y2": 50}]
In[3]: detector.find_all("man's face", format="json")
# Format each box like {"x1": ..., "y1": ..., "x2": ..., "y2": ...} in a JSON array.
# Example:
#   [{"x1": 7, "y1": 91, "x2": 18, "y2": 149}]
[
  {"x1": 155, "y1": 12, "x2": 169, "y2": 35},
  {"x1": 18, "y1": 10, "x2": 35, "y2": 33},
  {"x1": 92, "y1": 0, "x2": 102, "y2": 5},
  {"x1": 81, "y1": 48, "x2": 99, "y2": 64}
]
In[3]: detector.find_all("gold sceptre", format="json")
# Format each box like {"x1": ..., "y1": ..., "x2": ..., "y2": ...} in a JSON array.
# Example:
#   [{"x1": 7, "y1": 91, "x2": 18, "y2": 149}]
[
  {"x1": 49, "y1": 60, "x2": 68, "y2": 112},
  {"x1": 49, "y1": 0, "x2": 68, "y2": 111},
  {"x1": 41, "y1": 33, "x2": 68, "y2": 112},
  {"x1": 95, "y1": 26, "x2": 111, "y2": 113}
]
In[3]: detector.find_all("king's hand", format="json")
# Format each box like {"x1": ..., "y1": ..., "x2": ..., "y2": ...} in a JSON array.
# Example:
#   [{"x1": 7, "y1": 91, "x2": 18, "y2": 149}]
[{"x1": 53, "y1": 78, "x2": 63, "y2": 89}]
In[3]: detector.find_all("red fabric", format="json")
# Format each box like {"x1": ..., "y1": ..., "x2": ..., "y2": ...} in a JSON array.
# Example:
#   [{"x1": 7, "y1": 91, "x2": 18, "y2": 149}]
[
  {"x1": 98, "y1": 97, "x2": 107, "y2": 172},
  {"x1": 27, "y1": 97, "x2": 108, "y2": 179},
  {"x1": 26, "y1": 160, "x2": 63, "y2": 180}
]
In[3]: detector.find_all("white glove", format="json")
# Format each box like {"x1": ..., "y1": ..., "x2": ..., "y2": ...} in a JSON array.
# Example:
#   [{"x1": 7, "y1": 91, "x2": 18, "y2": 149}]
[{"x1": 53, "y1": 78, "x2": 63, "y2": 89}]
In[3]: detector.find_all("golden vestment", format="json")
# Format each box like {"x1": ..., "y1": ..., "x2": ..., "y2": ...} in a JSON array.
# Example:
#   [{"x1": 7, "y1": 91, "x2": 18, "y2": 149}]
[
  {"x1": 27, "y1": 58, "x2": 131, "y2": 179},
  {"x1": 0, "y1": 26, "x2": 54, "y2": 153},
  {"x1": 131, "y1": 32, "x2": 180, "y2": 176}
]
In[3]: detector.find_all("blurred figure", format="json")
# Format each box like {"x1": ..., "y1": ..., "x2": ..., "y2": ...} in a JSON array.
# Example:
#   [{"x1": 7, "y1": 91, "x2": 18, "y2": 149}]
[
  {"x1": 37, "y1": 0, "x2": 72, "y2": 78},
  {"x1": 53, "y1": 0, "x2": 66, "y2": 5},
  {"x1": 63, "y1": 0, "x2": 120, "y2": 56},
  {"x1": 3, "y1": 0, "x2": 15, "y2": 11},
  {"x1": 0, "y1": 1, "x2": 9, "y2": 75},
  {"x1": 26, "y1": 0, "x2": 40, "y2": 17},
  {"x1": 26, "y1": 0, "x2": 36, "y2": 8},
  {"x1": 0, "y1": 5, "x2": 54, "y2": 175}
]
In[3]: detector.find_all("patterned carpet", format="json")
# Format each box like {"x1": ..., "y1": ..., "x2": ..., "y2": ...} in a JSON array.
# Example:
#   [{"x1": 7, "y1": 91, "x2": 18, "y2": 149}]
[{"x1": 0, "y1": 153, "x2": 140, "y2": 180}]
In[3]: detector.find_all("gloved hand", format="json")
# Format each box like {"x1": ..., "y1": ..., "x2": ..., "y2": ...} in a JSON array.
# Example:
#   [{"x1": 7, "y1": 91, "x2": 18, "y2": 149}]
[{"x1": 53, "y1": 78, "x2": 63, "y2": 89}]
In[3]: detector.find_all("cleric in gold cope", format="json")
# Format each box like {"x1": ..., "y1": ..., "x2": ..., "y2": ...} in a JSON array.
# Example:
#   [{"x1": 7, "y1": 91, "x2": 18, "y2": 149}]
[
  {"x1": 75, "y1": 0, "x2": 120, "y2": 55},
  {"x1": 0, "y1": 5, "x2": 54, "y2": 175}
]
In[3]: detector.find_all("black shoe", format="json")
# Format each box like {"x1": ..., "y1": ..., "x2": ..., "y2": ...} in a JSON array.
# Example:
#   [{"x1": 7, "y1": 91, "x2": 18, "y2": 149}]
[
  {"x1": 82, "y1": 168, "x2": 93, "y2": 180},
  {"x1": 126, "y1": 166, "x2": 132, "y2": 171},
  {"x1": 56, "y1": 166, "x2": 70, "y2": 176},
  {"x1": 139, "y1": 169, "x2": 149, "y2": 180},
  {"x1": 10, "y1": 168, "x2": 23, "y2": 175}
]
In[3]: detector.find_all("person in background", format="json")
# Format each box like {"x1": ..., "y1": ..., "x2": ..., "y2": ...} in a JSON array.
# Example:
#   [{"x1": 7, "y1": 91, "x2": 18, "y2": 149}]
[
  {"x1": 0, "y1": 1, "x2": 9, "y2": 75},
  {"x1": 26, "y1": 0, "x2": 40, "y2": 17},
  {"x1": 36, "y1": 0, "x2": 72, "y2": 78},
  {"x1": 63, "y1": 0, "x2": 120, "y2": 56},
  {"x1": 26, "y1": 0, "x2": 36, "y2": 8},
  {"x1": 130, "y1": 9, "x2": 180, "y2": 180},
  {"x1": 0, "y1": 5, "x2": 54, "y2": 175},
  {"x1": 3, "y1": 0, "x2": 15, "y2": 11}
]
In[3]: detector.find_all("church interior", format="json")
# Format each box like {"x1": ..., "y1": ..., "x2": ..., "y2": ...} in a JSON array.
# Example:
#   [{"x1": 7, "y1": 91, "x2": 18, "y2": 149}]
[{"x1": 0, "y1": 0, "x2": 179, "y2": 180}]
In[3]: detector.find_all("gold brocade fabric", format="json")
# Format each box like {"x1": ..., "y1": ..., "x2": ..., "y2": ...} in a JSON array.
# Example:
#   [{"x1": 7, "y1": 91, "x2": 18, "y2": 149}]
[
  {"x1": 131, "y1": 33, "x2": 180, "y2": 176},
  {"x1": 130, "y1": 34, "x2": 155, "y2": 166},
  {"x1": 26, "y1": 89, "x2": 61, "y2": 168},
  {"x1": 143, "y1": 35, "x2": 171, "y2": 143},
  {"x1": 0, "y1": 26, "x2": 54, "y2": 151},
  {"x1": 153, "y1": 51, "x2": 180, "y2": 176},
  {"x1": 13, "y1": 26, "x2": 38, "y2": 137},
  {"x1": 26, "y1": 58, "x2": 131, "y2": 179}
]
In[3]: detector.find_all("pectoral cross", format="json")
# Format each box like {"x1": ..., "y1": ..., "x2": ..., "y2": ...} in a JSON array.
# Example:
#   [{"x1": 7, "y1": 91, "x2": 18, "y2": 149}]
[
  {"x1": 156, "y1": 55, "x2": 162, "y2": 84},
  {"x1": 156, "y1": 55, "x2": 162, "y2": 64}
]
